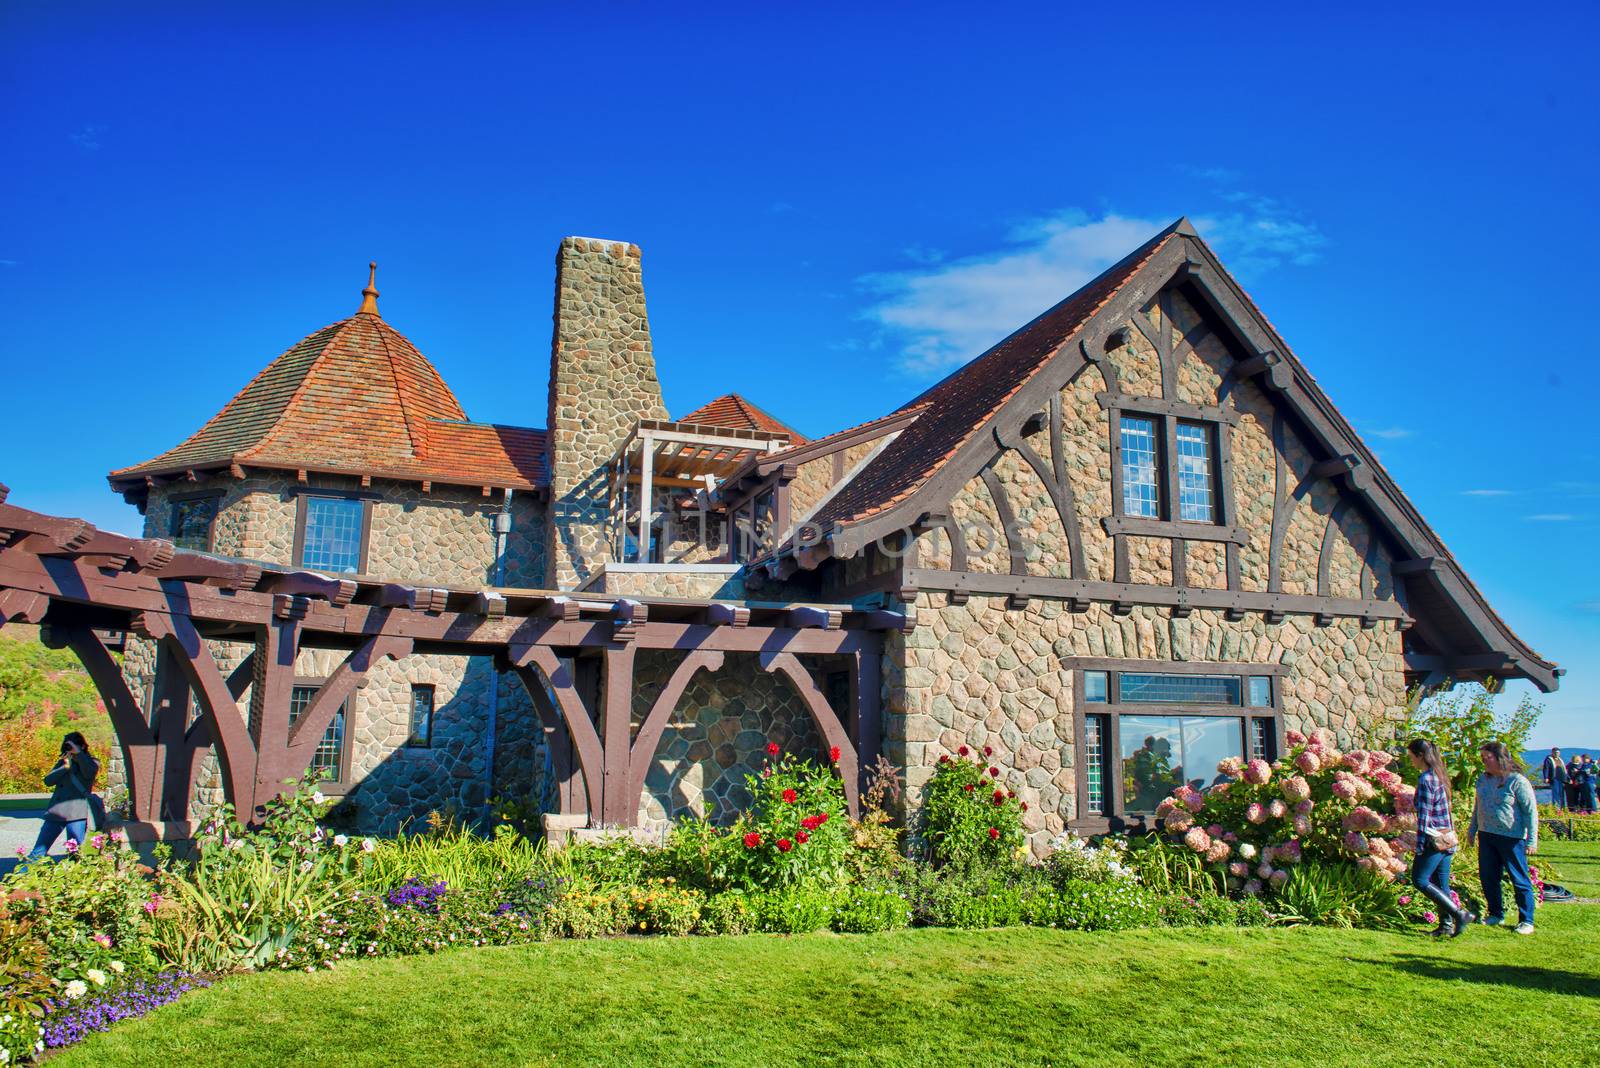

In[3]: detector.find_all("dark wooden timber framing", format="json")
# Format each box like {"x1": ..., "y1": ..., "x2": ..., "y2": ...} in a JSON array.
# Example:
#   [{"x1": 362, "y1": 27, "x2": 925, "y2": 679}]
[
  {"x1": 1067, "y1": 657, "x2": 1284, "y2": 835},
  {"x1": 781, "y1": 226, "x2": 1554, "y2": 692},
  {"x1": 0, "y1": 496, "x2": 899, "y2": 834}
]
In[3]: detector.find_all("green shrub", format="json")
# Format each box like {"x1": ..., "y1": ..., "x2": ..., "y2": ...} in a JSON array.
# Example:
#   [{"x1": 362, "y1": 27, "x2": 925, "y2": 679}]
[
  {"x1": 694, "y1": 892, "x2": 754, "y2": 936},
  {"x1": 829, "y1": 884, "x2": 912, "y2": 934},
  {"x1": 1028, "y1": 880, "x2": 1162, "y2": 932},
  {"x1": 1271, "y1": 861, "x2": 1418, "y2": 931},
  {"x1": 358, "y1": 820, "x2": 541, "y2": 894},
  {"x1": 4, "y1": 831, "x2": 160, "y2": 983},
  {"x1": 920, "y1": 750, "x2": 1025, "y2": 870},
  {"x1": 748, "y1": 885, "x2": 837, "y2": 934},
  {"x1": 0, "y1": 907, "x2": 50, "y2": 1065},
  {"x1": 1157, "y1": 892, "x2": 1268, "y2": 928},
  {"x1": 1122, "y1": 835, "x2": 1225, "y2": 898},
  {"x1": 922, "y1": 871, "x2": 1024, "y2": 929},
  {"x1": 728, "y1": 749, "x2": 851, "y2": 889},
  {"x1": 1041, "y1": 834, "x2": 1135, "y2": 887},
  {"x1": 661, "y1": 819, "x2": 745, "y2": 892}
]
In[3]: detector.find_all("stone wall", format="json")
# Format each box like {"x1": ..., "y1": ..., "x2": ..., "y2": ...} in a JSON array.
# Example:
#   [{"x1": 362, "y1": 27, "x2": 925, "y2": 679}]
[
  {"x1": 585, "y1": 566, "x2": 746, "y2": 600},
  {"x1": 544, "y1": 237, "x2": 668, "y2": 590},
  {"x1": 112, "y1": 474, "x2": 549, "y2": 831},
  {"x1": 892, "y1": 593, "x2": 1407, "y2": 853},
  {"x1": 629, "y1": 652, "x2": 832, "y2": 832}
]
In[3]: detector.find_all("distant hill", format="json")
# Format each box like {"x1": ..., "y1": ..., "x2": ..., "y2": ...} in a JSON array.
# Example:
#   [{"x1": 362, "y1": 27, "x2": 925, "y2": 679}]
[{"x1": 1525, "y1": 748, "x2": 1600, "y2": 766}]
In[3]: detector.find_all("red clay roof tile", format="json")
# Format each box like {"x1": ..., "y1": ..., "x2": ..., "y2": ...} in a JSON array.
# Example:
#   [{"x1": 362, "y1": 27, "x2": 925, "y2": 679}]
[{"x1": 678, "y1": 393, "x2": 806, "y2": 444}]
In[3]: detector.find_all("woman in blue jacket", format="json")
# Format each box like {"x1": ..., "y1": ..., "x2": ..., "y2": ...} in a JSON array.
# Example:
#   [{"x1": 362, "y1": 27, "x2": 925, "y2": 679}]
[{"x1": 1467, "y1": 742, "x2": 1539, "y2": 935}]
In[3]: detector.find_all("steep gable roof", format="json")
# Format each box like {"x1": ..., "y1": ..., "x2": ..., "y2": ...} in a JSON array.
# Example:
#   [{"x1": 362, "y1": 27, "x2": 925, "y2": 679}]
[
  {"x1": 774, "y1": 220, "x2": 1556, "y2": 692},
  {"x1": 806, "y1": 222, "x2": 1180, "y2": 531},
  {"x1": 109, "y1": 309, "x2": 546, "y2": 494},
  {"x1": 679, "y1": 393, "x2": 806, "y2": 443}
]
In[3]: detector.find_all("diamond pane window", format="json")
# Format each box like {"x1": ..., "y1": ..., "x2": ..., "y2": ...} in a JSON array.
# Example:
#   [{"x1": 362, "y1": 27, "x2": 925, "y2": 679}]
[
  {"x1": 169, "y1": 497, "x2": 219, "y2": 552},
  {"x1": 1083, "y1": 671, "x2": 1110, "y2": 703},
  {"x1": 300, "y1": 497, "x2": 365, "y2": 574},
  {"x1": 1250, "y1": 717, "x2": 1276, "y2": 763},
  {"x1": 1119, "y1": 416, "x2": 1160, "y2": 518},
  {"x1": 1118, "y1": 673, "x2": 1242, "y2": 706},
  {"x1": 408, "y1": 685, "x2": 434, "y2": 748},
  {"x1": 288, "y1": 684, "x2": 345, "y2": 781},
  {"x1": 1176, "y1": 422, "x2": 1217, "y2": 522},
  {"x1": 1085, "y1": 714, "x2": 1108, "y2": 815}
]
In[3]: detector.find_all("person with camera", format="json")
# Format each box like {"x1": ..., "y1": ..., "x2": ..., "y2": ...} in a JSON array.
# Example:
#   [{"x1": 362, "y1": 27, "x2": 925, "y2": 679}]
[{"x1": 27, "y1": 731, "x2": 100, "y2": 859}]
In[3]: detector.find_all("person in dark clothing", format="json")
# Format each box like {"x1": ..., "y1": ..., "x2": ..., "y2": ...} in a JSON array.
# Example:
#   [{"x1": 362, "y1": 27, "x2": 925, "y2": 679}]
[
  {"x1": 28, "y1": 732, "x2": 99, "y2": 859},
  {"x1": 1570, "y1": 757, "x2": 1588, "y2": 811},
  {"x1": 1541, "y1": 748, "x2": 1569, "y2": 811},
  {"x1": 1579, "y1": 756, "x2": 1599, "y2": 813}
]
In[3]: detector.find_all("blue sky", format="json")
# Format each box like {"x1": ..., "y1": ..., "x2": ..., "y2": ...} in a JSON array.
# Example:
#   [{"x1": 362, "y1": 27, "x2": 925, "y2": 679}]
[{"x1": 1, "y1": 3, "x2": 1596, "y2": 747}]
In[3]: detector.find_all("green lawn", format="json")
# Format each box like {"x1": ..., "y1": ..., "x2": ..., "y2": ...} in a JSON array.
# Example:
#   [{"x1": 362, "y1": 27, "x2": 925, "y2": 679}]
[
  {"x1": 58, "y1": 901, "x2": 1600, "y2": 1068},
  {"x1": 1542, "y1": 839, "x2": 1600, "y2": 898}
]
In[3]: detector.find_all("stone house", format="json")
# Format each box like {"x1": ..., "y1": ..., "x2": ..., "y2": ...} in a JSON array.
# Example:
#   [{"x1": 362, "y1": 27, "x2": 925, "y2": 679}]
[{"x1": 100, "y1": 222, "x2": 1557, "y2": 848}]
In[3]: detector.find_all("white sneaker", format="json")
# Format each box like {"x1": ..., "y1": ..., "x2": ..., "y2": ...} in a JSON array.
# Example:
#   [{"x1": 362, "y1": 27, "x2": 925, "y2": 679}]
[{"x1": 1514, "y1": 922, "x2": 1535, "y2": 935}]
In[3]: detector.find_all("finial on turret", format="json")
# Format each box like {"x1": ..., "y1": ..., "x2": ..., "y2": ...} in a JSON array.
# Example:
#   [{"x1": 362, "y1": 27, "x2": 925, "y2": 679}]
[{"x1": 358, "y1": 261, "x2": 380, "y2": 316}]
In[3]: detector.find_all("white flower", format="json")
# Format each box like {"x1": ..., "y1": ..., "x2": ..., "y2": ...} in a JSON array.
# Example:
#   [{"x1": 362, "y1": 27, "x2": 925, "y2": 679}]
[
  {"x1": 333, "y1": 834, "x2": 348, "y2": 848},
  {"x1": 65, "y1": 980, "x2": 88, "y2": 1000},
  {"x1": 361, "y1": 837, "x2": 376, "y2": 853},
  {"x1": 109, "y1": 960, "x2": 126, "y2": 974},
  {"x1": 1238, "y1": 843, "x2": 1258, "y2": 860},
  {"x1": 86, "y1": 969, "x2": 107, "y2": 987},
  {"x1": 311, "y1": 791, "x2": 326, "y2": 805}
]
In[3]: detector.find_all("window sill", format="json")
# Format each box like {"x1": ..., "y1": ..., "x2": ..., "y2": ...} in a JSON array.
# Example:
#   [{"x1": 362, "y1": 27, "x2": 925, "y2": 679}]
[{"x1": 1102, "y1": 516, "x2": 1244, "y2": 544}]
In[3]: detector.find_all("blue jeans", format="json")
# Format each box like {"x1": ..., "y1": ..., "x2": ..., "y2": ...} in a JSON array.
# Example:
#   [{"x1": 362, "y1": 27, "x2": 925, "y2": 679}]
[
  {"x1": 1411, "y1": 841, "x2": 1456, "y2": 915},
  {"x1": 1477, "y1": 831, "x2": 1536, "y2": 924},
  {"x1": 1547, "y1": 781, "x2": 1567, "y2": 811},
  {"x1": 28, "y1": 816, "x2": 87, "y2": 859}
]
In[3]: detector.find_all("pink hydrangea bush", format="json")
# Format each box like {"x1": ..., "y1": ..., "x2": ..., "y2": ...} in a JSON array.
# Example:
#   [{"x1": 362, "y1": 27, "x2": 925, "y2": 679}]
[{"x1": 1152, "y1": 727, "x2": 1419, "y2": 899}]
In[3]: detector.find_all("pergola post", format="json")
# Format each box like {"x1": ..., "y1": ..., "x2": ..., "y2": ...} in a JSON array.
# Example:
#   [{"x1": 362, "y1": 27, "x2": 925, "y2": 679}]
[{"x1": 636, "y1": 432, "x2": 654, "y2": 563}]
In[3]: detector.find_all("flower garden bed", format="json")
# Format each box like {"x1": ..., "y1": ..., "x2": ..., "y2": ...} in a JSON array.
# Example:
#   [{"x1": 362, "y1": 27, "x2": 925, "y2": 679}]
[{"x1": 0, "y1": 736, "x2": 1572, "y2": 1063}]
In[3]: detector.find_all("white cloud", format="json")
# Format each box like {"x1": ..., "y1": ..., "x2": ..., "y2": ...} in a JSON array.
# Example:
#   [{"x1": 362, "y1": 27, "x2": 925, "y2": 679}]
[
  {"x1": 1366, "y1": 427, "x2": 1416, "y2": 440},
  {"x1": 70, "y1": 124, "x2": 106, "y2": 151},
  {"x1": 1462, "y1": 489, "x2": 1513, "y2": 497},
  {"x1": 860, "y1": 194, "x2": 1326, "y2": 377},
  {"x1": 1525, "y1": 514, "x2": 1576, "y2": 522}
]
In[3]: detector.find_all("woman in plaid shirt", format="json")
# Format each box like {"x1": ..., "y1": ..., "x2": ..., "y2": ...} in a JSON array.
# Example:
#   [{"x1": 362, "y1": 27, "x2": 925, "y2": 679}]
[{"x1": 1408, "y1": 738, "x2": 1473, "y2": 937}]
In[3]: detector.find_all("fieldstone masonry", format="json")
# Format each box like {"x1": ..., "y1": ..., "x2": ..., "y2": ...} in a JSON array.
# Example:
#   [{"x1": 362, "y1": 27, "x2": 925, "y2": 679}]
[{"x1": 544, "y1": 238, "x2": 668, "y2": 590}]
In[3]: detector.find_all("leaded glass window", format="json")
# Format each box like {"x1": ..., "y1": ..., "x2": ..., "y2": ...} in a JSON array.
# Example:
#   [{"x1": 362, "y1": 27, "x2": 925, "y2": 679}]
[
  {"x1": 1247, "y1": 676, "x2": 1273, "y2": 708},
  {"x1": 1118, "y1": 673, "x2": 1242, "y2": 706},
  {"x1": 1119, "y1": 416, "x2": 1160, "y2": 518},
  {"x1": 1085, "y1": 714, "x2": 1108, "y2": 815},
  {"x1": 1175, "y1": 422, "x2": 1216, "y2": 522},
  {"x1": 1250, "y1": 717, "x2": 1276, "y2": 763},
  {"x1": 288, "y1": 684, "x2": 346, "y2": 781},
  {"x1": 299, "y1": 497, "x2": 365, "y2": 574},
  {"x1": 408, "y1": 685, "x2": 434, "y2": 748},
  {"x1": 169, "y1": 496, "x2": 219, "y2": 552},
  {"x1": 1083, "y1": 671, "x2": 1110, "y2": 703}
]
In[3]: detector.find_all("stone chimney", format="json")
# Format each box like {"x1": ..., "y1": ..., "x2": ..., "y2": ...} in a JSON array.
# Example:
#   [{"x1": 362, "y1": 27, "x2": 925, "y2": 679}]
[{"x1": 544, "y1": 237, "x2": 668, "y2": 589}]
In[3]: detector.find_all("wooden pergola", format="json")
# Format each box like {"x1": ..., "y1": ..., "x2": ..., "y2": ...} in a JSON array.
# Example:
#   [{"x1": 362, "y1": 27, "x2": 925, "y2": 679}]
[
  {"x1": 0, "y1": 484, "x2": 907, "y2": 835},
  {"x1": 608, "y1": 419, "x2": 789, "y2": 562}
]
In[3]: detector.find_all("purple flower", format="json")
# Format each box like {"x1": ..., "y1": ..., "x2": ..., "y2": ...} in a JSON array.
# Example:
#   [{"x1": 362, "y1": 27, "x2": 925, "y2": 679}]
[{"x1": 41, "y1": 972, "x2": 212, "y2": 1048}]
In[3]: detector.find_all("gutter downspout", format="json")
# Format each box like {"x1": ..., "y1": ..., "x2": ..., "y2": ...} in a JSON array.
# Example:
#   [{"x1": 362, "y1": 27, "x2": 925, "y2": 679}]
[{"x1": 484, "y1": 491, "x2": 513, "y2": 823}]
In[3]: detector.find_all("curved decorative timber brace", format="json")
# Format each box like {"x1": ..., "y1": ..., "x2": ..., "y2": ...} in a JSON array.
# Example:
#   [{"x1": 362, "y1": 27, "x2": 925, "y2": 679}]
[
  {"x1": 758, "y1": 650, "x2": 861, "y2": 816},
  {"x1": 510, "y1": 644, "x2": 606, "y2": 823}
]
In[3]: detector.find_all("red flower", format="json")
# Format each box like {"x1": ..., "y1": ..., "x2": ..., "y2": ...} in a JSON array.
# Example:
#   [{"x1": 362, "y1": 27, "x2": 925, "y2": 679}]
[
  {"x1": 988, "y1": 767, "x2": 1000, "y2": 778},
  {"x1": 777, "y1": 838, "x2": 794, "y2": 853},
  {"x1": 818, "y1": 812, "x2": 829, "y2": 825},
  {"x1": 743, "y1": 832, "x2": 761, "y2": 849},
  {"x1": 939, "y1": 754, "x2": 950, "y2": 764},
  {"x1": 988, "y1": 827, "x2": 1000, "y2": 840},
  {"x1": 800, "y1": 815, "x2": 820, "y2": 831},
  {"x1": 1020, "y1": 801, "x2": 1029, "y2": 812},
  {"x1": 1007, "y1": 790, "x2": 1015, "y2": 799},
  {"x1": 766, "y1": 742, "x2": 781, "y2": 757},
  {"x1": 795, "y1": 830, "x2": 810, "y2": 844},
  {"x1": 829, "y1": 745, "x2": 842, "y2": 763},
  {"x1": 963, "y1": 783, "x2": 975, "y2": 793},
  {"x1": 958, "y1": 745, "x2": 970, "y2": 757},
  {"x1": 782, "y1": 789, "x2": 798, "y2": 804},
  {"x1": 993, "y1": 790, "x2": 1005, "y2": 805},
  {"x1": 983, "y1": 746, "x2": 993, "y2": 757}
]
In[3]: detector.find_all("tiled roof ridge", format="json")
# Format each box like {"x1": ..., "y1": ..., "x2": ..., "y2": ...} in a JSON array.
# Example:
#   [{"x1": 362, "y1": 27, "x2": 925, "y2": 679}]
[
  {"x1": 762, "y1": 403, "x2": 930, "y2": 464},
  {"x1": 371, "y1": 315, "x2": 429, "y2": 462},
  {"x1": 237, "y1": 315, "x2": 364, "y2": 463},
  {"x1": 109, "y1": 318, "x2": 348, "y2": 476},
  {"x1": 817, "y1": 226, "x2": 1179, "y2": 530}
]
